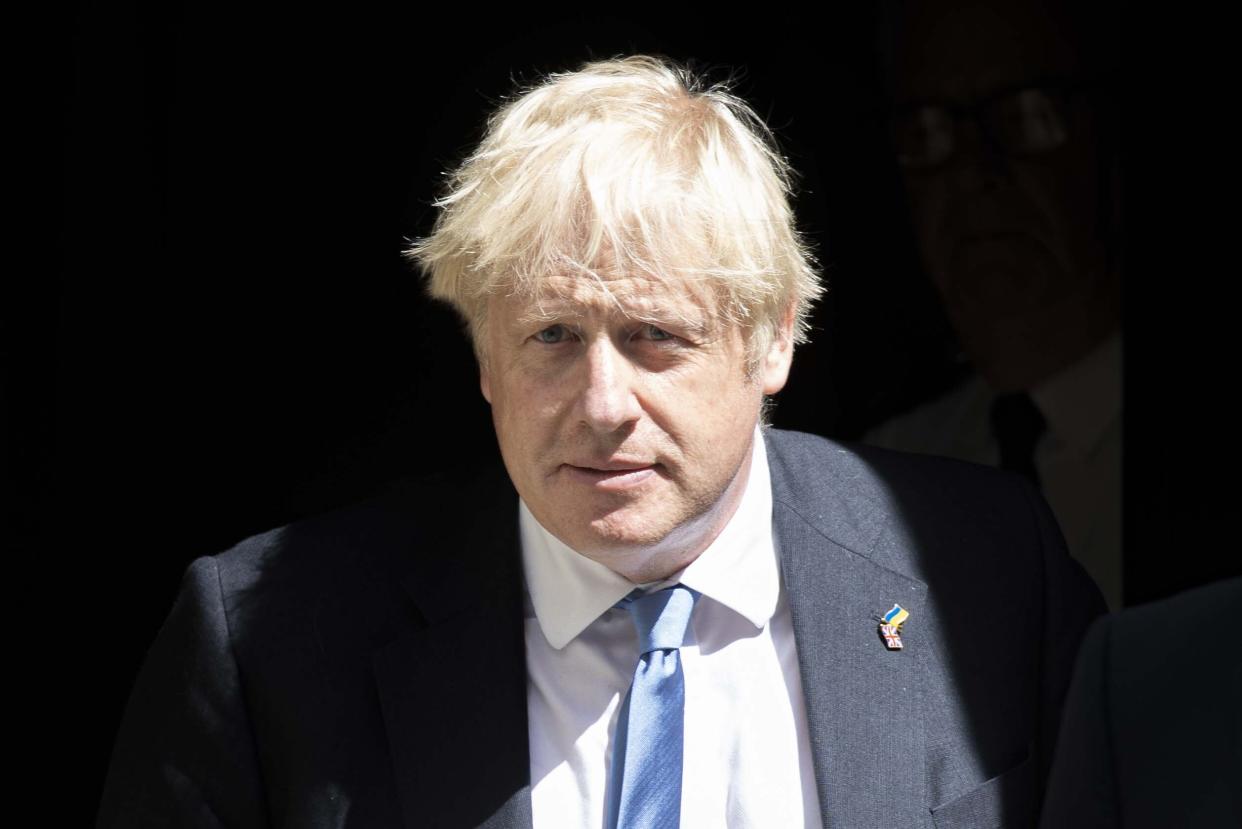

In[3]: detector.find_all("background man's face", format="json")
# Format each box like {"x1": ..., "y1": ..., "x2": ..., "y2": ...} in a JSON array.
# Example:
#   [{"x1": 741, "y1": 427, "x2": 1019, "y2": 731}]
[
  {"x1": 480, "y1": 271, "x2": 791, "y2": 580},
  {"x1": 895, "y1": 0, "x2": 1118, "y2": 390}
]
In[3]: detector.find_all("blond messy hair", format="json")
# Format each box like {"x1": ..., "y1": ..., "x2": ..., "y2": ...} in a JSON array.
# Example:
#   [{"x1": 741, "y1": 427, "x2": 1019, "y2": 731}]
[{"x1": 405, "y1": 54, "x2": 823, "y2": 370}]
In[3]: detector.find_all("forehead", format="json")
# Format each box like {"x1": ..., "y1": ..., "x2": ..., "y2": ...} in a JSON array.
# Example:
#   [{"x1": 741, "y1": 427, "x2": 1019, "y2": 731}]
[{"x1": 896, "y1": 0, "x2": 1080, "y2": 103}]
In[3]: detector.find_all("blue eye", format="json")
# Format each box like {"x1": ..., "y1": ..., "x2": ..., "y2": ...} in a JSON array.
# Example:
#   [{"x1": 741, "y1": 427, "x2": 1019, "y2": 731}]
[
  {"x1": 535, "y1": 325, "x2": 568, "y2": 344},
  {"x1": 644, "y1": 325, "x2": 672, "y2": 341}
]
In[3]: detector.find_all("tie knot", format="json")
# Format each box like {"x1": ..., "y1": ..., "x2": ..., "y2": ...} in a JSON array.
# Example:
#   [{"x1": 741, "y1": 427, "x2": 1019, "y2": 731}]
[
  {"x1": 990, "y1": 392, "x2": 1047, "y2": 443},
  {"x1": 620, "y1": 585, "x2": 698, "y2": 654},
  {"x1": 990, "y1": 391, "x2": 1048, "y2": 487}
]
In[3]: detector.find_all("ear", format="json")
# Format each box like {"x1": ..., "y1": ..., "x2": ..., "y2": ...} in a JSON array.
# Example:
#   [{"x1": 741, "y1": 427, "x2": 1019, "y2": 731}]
[
  {"x1": 760, "y1": 305, "x2": 797, "y2": 395},
  {"x1": 480, "y1": 364, "x2": 493, "y2": 404}
]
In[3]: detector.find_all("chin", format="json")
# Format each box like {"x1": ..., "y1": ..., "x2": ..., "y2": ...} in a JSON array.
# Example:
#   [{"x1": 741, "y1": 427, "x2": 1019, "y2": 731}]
[
  {"x1": 581, "y1": 508, "x2": 676, "y2": 553},
  {"x1": 556, "y1": 502, "x2": 680, "y2": 554}
]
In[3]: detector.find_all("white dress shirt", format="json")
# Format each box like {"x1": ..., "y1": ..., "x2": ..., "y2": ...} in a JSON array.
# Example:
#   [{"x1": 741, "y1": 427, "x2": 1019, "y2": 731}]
[
  {"x1": 864, "y1": 330, "x2": 1123, "y2": 608},
  {"x1": 521, "y1": 427, "x2": 824, "y2": 828}
]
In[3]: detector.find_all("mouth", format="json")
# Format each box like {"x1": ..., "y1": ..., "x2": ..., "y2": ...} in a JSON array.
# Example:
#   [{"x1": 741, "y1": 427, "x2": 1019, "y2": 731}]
[{"x1": 561, "y1": 461, "x2": 660, "y2": 491}]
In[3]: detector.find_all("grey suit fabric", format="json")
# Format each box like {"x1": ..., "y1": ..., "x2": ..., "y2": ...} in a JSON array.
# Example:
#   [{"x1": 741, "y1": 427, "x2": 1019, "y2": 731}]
[
  {"x1": 1039, "y1": 577, "x2": 1242, "y2": 828},
  {"x1": 98, "y1": 428, "x2": 1104, "y2": 828}
]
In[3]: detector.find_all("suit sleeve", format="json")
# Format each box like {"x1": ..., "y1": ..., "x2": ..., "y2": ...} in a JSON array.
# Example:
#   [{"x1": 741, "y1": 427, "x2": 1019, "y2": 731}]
[
  {"x1": 1017, "y1": 476, "x2": 1108, "y2": 792},
  {"x1": 98, "y1": 556, "x2": 271, "y2": 828}
]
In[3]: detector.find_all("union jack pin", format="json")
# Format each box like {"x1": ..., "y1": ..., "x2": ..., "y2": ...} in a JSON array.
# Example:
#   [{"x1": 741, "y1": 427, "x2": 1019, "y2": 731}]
[{"x1": 879, "y1": 623, "x2": 904, "y2": 650}]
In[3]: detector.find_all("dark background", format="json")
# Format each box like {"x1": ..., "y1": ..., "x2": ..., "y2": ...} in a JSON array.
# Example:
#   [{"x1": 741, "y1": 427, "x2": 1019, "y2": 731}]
[{"x1": 14, "y1": 2, "x2": 1239, "y2": 819}]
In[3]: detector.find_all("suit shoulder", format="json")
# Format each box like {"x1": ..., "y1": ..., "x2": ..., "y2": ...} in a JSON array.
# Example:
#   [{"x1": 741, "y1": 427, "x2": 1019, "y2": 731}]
[
  {"x1": 764, "y1": 426, "x2": 1026, "y2": 505},
  {"x1": 205, "y1": 483, "x2": 414, "y2": 585},
  {"x1": 205, "y1": 464, "x2": 513, "y2": 596},
  {"x1": 764, "y1": 427, "x2": 1074, "y2": 589}
]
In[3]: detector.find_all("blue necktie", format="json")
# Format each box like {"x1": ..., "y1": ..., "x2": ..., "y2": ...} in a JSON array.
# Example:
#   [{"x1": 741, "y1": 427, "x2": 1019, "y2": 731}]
[{"x1": 605, "y1": 584, "x2": 699, "y2": 829}]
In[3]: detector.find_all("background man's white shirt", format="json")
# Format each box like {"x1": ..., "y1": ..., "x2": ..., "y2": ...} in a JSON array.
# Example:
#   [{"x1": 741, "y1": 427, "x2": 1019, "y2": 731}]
[{"x1": 521, "y1": 427, "x2": 824, "y2": 828}]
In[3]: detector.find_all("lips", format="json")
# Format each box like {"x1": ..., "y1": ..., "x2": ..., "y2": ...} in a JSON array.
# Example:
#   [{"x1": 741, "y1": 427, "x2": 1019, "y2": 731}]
[
  {"x1": 561, "y1": 461, "x2": 660, "y2": 491},
  {"x1": 568, "y1": 459, "x2": 654, "y2": 472}
]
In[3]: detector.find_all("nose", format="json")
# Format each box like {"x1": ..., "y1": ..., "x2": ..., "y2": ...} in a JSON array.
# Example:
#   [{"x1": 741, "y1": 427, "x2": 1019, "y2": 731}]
[
  {"x1": 577, "y1": 336, "x2": 642, "y2": 433},
  {"x1": 953, "y1": 115, "x2": 1012, "y2": 191}
]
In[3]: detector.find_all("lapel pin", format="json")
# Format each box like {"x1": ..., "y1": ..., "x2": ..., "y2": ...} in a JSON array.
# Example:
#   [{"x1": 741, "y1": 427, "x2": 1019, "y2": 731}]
[{"x1": 877, "y1": 604, "x2": 909, "y2": 650}]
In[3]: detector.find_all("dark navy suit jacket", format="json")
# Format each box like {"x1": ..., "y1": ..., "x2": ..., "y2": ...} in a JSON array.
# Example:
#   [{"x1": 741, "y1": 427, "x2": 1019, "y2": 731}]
[
  {"x1": 99, "y1": 428, "x2": 1104, "y2": 828},
  {"x1": 1040, "y1": 577, "x2": 1242, "y2": 828}
]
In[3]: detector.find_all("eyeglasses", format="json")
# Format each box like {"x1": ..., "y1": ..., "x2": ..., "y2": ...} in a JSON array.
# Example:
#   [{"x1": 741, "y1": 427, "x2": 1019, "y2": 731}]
[{"x1": 892, "y1": 81, "x2": 1083, "y2": 171}]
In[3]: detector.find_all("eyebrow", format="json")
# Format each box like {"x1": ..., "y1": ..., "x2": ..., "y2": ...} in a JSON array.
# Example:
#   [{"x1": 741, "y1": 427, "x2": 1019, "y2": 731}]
[
  {"x1": 895, "y1": 74, "x2": 1082, "y2": 111},
  {"x1": 514, "y1": 299, "x2": 713, "y2": 339}
]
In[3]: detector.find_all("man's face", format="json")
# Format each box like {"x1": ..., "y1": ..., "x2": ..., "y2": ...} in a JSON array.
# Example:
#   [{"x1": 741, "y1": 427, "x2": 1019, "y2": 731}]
[
  {"x1": 480, "y1": 272, "x2": 793, "y2": 581},
  {"x1": 895, "y1": 0, "x2": 1119, "y2": 390}
]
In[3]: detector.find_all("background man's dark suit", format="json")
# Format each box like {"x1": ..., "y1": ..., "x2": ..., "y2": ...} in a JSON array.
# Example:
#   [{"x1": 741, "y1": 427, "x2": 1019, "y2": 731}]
[{"x1": 98, "y1": 429, "x2": 1104, "y2": 828}]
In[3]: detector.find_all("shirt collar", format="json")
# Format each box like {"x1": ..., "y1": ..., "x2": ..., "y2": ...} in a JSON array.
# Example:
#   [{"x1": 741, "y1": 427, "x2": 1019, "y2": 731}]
[
  {"x1": 520, "y1": 426, "x2": 780, "y2": 650},
  {"x1": 1029, "y1": 328, "x2": 1122, "y2": 457}
]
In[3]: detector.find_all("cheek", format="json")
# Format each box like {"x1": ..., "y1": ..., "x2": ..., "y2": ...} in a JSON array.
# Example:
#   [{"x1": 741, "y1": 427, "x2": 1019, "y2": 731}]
[
  {"x1": 650, "y1": 365, "x2": 761, "y2": 447},
  {"x1": 903, "y1": 176, "x2": 946, "y2": 227},
  {"x1": 490, "y1": 371, "x2": 569, "y2": 452}
]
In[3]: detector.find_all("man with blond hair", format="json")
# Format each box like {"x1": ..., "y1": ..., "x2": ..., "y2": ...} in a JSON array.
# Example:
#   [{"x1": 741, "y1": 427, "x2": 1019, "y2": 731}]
[{"x1": 100, "y1": 55, "x2": 1103, "y2": 828}]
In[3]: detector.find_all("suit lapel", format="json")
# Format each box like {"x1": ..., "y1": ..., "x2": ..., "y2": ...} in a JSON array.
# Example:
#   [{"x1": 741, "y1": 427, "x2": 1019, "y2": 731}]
[
  {"x1": 372, "y1": 472, "x2": 534, "y2": 829},
  {"x1": 768, "y1": 432, "x2": 930, "y2": 828}
]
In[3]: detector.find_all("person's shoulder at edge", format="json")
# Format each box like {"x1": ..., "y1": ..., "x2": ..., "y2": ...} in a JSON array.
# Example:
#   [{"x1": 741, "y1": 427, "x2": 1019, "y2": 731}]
[
  {"x1": 1067, "y1": 576, "x2": 1242, "y2": 712},
  {"x1": 1039, "y1": 577, "x2": 1242, "y2": 829}
]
